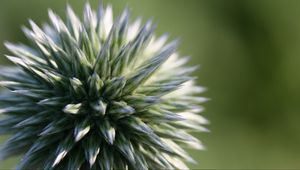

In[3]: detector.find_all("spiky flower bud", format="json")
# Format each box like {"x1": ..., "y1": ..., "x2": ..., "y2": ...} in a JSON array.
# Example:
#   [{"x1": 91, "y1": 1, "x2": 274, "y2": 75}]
[{"x1": 0, "y1": 2, "x2": 208, "y2": 170}]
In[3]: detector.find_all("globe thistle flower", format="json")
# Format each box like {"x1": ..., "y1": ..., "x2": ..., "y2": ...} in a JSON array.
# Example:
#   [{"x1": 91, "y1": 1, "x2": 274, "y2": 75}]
[{"x1": 0, "y1": 2, "x2": 208, "y2": 170}]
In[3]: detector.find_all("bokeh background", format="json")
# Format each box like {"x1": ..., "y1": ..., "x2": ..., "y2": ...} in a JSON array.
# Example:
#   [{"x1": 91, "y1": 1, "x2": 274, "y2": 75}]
[{"x1": 0, "y1": 0, "x2": 300, "y2": 169}]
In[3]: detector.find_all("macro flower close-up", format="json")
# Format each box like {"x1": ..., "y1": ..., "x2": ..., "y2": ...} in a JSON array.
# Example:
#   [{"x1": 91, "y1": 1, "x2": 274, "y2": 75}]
[
  {"x1": 0, "y1": 2, "x2": 207, "y2": 170},
  {"x1": 2, "y1": 0, "x2": 299, "y2": 169}
]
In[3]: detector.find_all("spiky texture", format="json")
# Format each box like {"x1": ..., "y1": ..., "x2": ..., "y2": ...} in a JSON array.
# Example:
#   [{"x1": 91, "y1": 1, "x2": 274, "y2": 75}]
[{"x1": 0, "y1": 3, "x2": 208, "y2": 170}]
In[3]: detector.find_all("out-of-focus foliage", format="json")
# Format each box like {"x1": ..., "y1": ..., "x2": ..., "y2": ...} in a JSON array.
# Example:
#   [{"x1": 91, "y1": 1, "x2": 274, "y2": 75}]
[{"x1": 0, "y1": 0, "x2": 300, "y2": 169}]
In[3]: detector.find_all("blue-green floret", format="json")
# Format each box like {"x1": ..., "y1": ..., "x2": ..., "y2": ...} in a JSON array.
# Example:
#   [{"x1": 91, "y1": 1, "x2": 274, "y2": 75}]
[{"x1": 0, "y1": 2, "x2": 208, "y2": 170}]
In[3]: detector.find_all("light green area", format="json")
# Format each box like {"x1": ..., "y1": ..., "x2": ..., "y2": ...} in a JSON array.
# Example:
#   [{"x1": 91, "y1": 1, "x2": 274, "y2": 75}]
[{"x1": 0, "y1": 0, "x2": 300, "y2": 169}]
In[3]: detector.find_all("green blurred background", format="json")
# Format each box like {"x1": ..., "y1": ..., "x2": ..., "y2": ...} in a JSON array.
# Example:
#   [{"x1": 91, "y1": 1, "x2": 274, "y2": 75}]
[{"x1": 1, "y1": 0, "x2": 300, "y2": 169}]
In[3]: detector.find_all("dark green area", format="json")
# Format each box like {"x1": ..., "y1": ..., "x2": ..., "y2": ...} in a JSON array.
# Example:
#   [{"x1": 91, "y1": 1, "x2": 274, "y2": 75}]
[{"x1": 0, "y1": 0, "x2": 300, "y2": 169}]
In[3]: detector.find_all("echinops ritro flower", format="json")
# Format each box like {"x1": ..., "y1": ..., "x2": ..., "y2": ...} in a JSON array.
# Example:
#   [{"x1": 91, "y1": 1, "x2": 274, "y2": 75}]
[{"x1": 0, "y1": 2, "x2": 208, "y2": 170}]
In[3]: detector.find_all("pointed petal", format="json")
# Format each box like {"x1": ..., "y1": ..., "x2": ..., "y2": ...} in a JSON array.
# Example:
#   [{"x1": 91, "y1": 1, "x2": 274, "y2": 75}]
[
  {"x1": 115, "y1": 133, "x2": 135, "y2": 165},
  {"x1": 63, "y1": 103, "x2": 82, "y2": 114},
  {"x1": 99, "y1": 120, "x2": 115, "y2": 145},
  {"x1": 74, "y1": 119, "x2": 91, "y2": 141},
  {"x1": 83, "y1": 136, "x2": 100, "y2": 167},
  {"x1": 90, "y1": 99, "x2": 107, "y2": 116}
]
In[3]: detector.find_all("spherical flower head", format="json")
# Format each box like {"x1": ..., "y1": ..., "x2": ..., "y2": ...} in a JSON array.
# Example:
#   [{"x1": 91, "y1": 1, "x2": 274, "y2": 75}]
[{"x1": 0, "y1": 2, "x2": 208, "y2": 170}]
